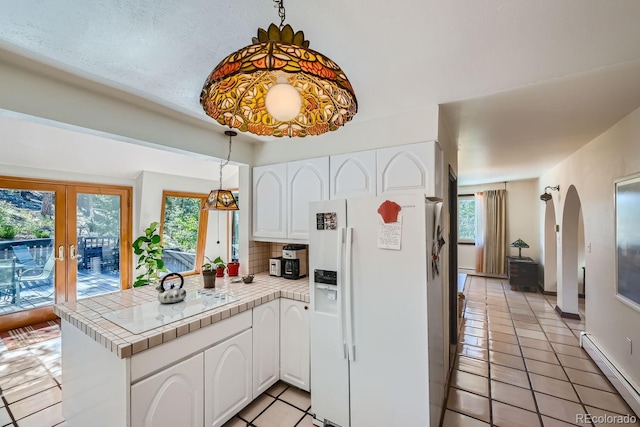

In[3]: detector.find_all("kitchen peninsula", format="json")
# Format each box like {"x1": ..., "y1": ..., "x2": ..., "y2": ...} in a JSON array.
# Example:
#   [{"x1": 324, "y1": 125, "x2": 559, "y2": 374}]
[{"x1": 54, "y1": 273, "x2": 310, "y2": 427}]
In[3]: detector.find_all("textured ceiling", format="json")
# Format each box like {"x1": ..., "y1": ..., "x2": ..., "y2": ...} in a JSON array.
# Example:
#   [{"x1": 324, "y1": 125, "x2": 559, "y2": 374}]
[{"x1": 2, "y1": 0, "x2": 640, "y2": 184}]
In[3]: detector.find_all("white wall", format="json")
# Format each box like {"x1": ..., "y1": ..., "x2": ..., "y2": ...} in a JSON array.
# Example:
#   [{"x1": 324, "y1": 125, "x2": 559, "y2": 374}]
[
  {"x1": 253, "y1": 106, "x2": 440, "y2": 166},
  {"x1": 538, "y1": 105, "x2": 640, "y2": 389},
  {"x1": 458, "y1": 179, "x2": 539, "y2": 273}
]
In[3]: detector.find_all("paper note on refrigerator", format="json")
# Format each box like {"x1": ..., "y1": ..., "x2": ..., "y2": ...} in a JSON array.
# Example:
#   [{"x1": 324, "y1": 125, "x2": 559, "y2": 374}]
[{"x1": 377, "y1": 214, "x2": 402, "y2": 250}]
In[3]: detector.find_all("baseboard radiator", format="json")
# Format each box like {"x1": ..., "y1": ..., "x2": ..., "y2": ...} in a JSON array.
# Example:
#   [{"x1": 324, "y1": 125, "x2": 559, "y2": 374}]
[{"x1": 580, "y1": 332, "x2": 640, "y2": 416}]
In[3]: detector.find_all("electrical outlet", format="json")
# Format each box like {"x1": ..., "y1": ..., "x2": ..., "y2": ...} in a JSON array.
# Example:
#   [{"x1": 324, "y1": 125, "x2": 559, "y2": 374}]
[
  {"x1": 627, "y1": 337, "x2": 633, "y2": 355},
  {"x1": 588, "y1": 243, "x2": 592, "y2": 253}
]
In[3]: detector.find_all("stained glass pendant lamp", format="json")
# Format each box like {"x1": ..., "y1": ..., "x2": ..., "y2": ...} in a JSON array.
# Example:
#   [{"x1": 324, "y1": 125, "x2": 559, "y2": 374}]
[
  {"x1": 203, "y1": 130, "x2": 239, "y2": 211},
  {"x1": 200, "y1": 0, "x2": 357, "y2": 138}
]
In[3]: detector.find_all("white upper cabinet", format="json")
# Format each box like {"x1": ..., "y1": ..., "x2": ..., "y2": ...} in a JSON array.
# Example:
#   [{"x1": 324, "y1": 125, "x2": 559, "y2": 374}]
[
  {"x1": 287, "y1": 157, "x2": 330, "y2": 241},
  {"x1": 253, "y1": 163, "x2": 287, "y2": 239},
  {"x1": 376, "y1": 141, "x2": 443, "y2": 199},
  {"x1": 329, "y1": 150, "x2": 376, "y2": 200}
]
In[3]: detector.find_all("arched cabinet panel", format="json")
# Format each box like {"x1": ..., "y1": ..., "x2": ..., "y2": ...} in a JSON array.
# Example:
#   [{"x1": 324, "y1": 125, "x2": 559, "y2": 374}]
[{"x1": 330, "y1": 150, "x2": 376, "y2": 199}]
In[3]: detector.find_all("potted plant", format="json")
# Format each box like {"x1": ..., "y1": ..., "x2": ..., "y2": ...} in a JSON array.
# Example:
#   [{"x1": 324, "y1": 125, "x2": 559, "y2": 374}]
[
  {"x1": 132, "y1": 221, "x2": 167, "y2": 287},
  {"x1": 213, "y1": 256, "x2": 226, "y2": 277},
  {"x1": 227, "y1": 259, "x2": 240, "y2": 277},
  {"x1": 202, "y1": 256, "x2": 217, "y2": 289}
]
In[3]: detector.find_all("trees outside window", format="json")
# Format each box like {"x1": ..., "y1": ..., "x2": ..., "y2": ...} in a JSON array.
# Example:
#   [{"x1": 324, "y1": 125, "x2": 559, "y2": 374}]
[
  {"x1": 458, "y1": 195, "x2": 476, "y2": 244},
  {"x1": 160, "y1": 192, "x2": 208, "y2": 274}
]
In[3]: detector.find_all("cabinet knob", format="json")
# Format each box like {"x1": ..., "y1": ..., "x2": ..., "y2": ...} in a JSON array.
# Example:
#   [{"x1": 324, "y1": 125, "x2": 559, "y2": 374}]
[{"x1": 304, "y1": 305, "x2": 308, "y2": 310}]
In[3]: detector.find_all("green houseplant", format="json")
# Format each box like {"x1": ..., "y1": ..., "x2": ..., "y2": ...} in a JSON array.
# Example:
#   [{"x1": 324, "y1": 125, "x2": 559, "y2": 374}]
[
  {"x1": 213, "y1": 256, "x2": 226, "y2": 277},
  {"x1": 132, "y1": 221, "x2": 167, "y2": 287},
  {"x1": 202, "y1": 256, "x2": 216, "y2": 288}
]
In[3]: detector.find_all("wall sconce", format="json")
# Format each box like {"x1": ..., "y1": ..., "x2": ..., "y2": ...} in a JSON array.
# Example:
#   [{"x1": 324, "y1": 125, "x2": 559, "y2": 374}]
[{"x1": 540, "y1": 185, "x2": 559, "y2": 204}]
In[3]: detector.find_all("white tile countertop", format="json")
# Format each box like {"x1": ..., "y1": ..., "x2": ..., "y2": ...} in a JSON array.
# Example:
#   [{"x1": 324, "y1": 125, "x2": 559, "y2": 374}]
[{"x1": 54, "y1": 273, "x2": 309, "y2": 359}]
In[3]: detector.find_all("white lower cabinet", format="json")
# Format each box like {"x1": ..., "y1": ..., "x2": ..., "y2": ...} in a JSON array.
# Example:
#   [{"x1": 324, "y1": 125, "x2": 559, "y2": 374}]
[
  {"x1": 126, "y1": 299, "x2": 306, "y2": 427},
  {"x1": 280, "y1": 299, "x2": 310, "y2": 391},
  {"x1": 131, "y1": 353, "x2": 204, "y2": 427},
  {"x1": 204, "y1": 329, "x2": 253, "y2": 427},
  {"x1": 253, "y1": 299, "x2": 280, "y2": 398}
]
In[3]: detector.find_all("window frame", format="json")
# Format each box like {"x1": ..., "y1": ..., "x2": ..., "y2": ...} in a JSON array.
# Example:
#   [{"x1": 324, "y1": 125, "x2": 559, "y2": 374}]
[
  {"x1": 458, "y1": 193, "x2": 476, "y2": 245},
  {"x1": 159, "y1": 190, "x2": 209, "y2": 275}
]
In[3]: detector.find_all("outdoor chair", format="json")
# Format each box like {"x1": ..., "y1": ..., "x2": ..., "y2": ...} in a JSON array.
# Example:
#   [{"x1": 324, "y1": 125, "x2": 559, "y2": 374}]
[
  {"x1": 10, "y1": 245, "x2": 38, "y2": 269},
  {"x1": 19, "y1": 254, "x2": 55, "y2": 288},
  {"x1": 0, "y1": 259, "x2": 19, "y2": 305}
]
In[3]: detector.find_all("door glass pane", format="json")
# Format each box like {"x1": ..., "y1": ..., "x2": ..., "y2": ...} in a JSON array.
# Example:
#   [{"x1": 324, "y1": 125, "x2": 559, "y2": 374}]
[
  {"x1": 162, "y1": 196, "x2": 202, "y2": 272},
  {"x1": 0, "y1": 188, "x2": 55, "y2": 314},
  {"x1": 76, "y1": 193, "x2": 121, "y2": 299}
]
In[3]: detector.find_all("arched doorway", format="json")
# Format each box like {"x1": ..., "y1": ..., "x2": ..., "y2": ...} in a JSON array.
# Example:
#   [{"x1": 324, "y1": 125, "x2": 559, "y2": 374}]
[
  {"x1": 557, "y1": 185, "x2": 583, "y2": 319},
  {"x1": 543, "y1": 199, "x2": 558, "y2": 292}
]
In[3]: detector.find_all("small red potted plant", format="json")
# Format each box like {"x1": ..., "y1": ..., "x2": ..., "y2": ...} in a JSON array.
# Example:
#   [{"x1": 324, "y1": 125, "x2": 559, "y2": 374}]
[
  {"x1": 227, "y1": 260, "x2": 240, "y2": 277},
  {"x1": 213, "y1": 256, "x2": 226, "y2": 278}
]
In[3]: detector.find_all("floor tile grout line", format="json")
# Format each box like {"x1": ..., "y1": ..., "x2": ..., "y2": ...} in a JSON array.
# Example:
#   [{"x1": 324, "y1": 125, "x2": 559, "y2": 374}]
[
  {"x1": 238, "y1": 392, "x2": 281, "y2": 424},
  {"x1": 0, "y1": 388, "x2": 18, "y2": 427},
  {"x1": 447, "y1": 277, "x2": 493, "y2": 425},
  {"x1": 523, "y1": 286, "x2": 596, "y2": 427},
  {"x1": 484, "y1": 278, "x2": 494, "y2": 426},
  {"x1": 502, "y1": 278, "x2": 552, "y2": 427}
]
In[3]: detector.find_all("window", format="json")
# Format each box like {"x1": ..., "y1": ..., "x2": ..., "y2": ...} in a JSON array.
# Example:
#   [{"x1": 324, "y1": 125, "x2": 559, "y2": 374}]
[
  {"x1": 458, "y1": 194, "x2": 476, "y2": 244},
  {"x1": 160, "y1": 191, "x2": 209, "y2": 274},
  {"x1": 228, "y1": 191, "x2": 239, "y2": 262}
]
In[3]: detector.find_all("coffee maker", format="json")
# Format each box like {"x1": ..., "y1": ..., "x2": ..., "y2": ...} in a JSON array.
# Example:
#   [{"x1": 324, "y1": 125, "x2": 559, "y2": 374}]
[{"x1": 282, "y1": 244, "x2": 307, "y2": 279}]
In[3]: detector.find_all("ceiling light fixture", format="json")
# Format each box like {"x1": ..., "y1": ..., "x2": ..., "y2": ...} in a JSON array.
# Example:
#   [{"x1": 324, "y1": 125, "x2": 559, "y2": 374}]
[
  {"x1": 200, "y1": 0, "x2": 357, "y2": 138},
  {"x1": 540, "y1": 185, "x2": 559, "y2": 204},
  {"x1": 202, "y1": 130, "x2": 239, "y2": 211}
]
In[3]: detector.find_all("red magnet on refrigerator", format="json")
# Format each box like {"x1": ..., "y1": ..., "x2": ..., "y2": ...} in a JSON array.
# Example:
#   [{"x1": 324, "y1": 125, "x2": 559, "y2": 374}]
[{"x1": 377, "y1": 200, "x2": 401, "y2": 223}]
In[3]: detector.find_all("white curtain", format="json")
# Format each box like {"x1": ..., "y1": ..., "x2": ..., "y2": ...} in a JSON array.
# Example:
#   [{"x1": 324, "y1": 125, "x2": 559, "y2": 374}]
[
  {"x1": 475, "y1": 189, "x2": 507, "y2": 275},
  {"x1": 474, "y1": 192, "x2": 485, "y2": 273}
]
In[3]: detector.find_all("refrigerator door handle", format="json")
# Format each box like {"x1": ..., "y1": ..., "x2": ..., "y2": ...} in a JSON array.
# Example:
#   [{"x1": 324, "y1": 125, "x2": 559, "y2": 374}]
[
  {"x1": 337, "y1": 227, "x2": 347, "y2": 360},
  {"x1": 345, "y1": 226, "x2": 355, "y2": 362}
]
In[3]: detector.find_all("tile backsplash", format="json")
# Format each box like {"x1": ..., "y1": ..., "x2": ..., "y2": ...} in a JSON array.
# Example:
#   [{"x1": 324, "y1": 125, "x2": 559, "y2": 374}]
[
  {"x1": 248, "y1": 241, "x2": 271, "y2": 273},
  {"x1": 248, "y1": 241, "x2": 309, "y2": 274}
]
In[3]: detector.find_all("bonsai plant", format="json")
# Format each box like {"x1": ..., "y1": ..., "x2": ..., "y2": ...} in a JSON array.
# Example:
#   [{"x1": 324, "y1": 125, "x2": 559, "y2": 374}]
[
  {"x1": 132, "y1": 221, "x2": 167, "y2": 287},
  {"x1": 213, "y1": 256, "x2": 226, "y2": 277},
  {"x1": 202, "y1": 256, "x2": 217, "y2": 288}
]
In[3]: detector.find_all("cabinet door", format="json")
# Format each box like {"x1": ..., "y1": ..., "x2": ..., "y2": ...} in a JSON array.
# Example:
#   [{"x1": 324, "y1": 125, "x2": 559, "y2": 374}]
[
  {"x1": 131, "y1": 353, "x2": 204, "y2": 427},
  {"x1": 376, "y1": 141, "x2": 443, "y2": 198},
  {"x1": 287, "y1": 157, "x2": 329, "y2": 240},
  {"x1": 253, "y1": 163, "x2": 287, "y2": 239},
  {"x1": 280, "y1": 299, "x2": 310, "y2": 391},
  {"x1": 204, "y1": 329, "x2": 253, "y2": 427},
  {"x1": 253, "y1": 299, "x2": 280, "y2": 398},
  {"x1": 330, "y1": 150, "x2": 376, "y2": 199}
]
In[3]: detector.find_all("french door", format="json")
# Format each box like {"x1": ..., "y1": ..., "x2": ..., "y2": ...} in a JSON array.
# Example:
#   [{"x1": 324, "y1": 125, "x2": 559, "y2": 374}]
[{"x1": 0, "y1": 176, "x2": 131, "y2": 330}]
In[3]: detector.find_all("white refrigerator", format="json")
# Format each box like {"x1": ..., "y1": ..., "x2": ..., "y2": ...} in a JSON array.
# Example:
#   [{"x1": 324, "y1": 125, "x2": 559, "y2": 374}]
[{"x1": 309, "y1": 194, "x2": 446, "y2": 427}]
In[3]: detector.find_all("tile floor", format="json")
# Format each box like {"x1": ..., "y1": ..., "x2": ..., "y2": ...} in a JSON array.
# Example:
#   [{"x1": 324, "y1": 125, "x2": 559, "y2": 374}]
[
  {"x1": 2, "y1": 274, "x2": 639, "y2": 426},
  {"x1": 444, "y1": 275, "x2": 639, "y2": 427}
]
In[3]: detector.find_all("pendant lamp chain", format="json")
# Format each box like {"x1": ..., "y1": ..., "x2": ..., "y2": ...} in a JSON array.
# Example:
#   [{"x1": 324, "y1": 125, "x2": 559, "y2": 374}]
[
  {"x1": 219, "y1": 130, "x2": 234, "y2": 190},
  {"x1": 274, "y1": 0, "x2": 286, "y2": 30},
  {"x1": 202, "y1": 130, "x2": 239, "y2": 211}
]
